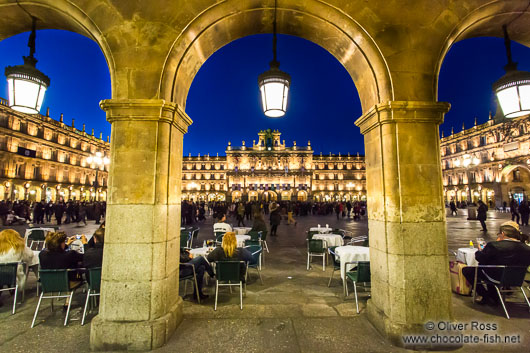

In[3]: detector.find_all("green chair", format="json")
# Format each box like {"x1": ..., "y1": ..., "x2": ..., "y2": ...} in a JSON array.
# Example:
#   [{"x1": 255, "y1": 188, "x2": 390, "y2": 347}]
[
  {"x1": 244, "y1": 239, "x2": 260, "y2": 246},
  {"x1": 26, "y1": 229, "x2": 47, "y2": 251},
  {"x1": 245, "y1": 245, "x2": 263, "y2": 284},
  {"x1": 345, "y1": 261, "x2": 371, "y2": 313},
  {"x1": 260, "y1": 230, "x2": 269, "y2": 254},
  {"x1": 307, "y1": 239, "x2": 326, "y2": 271},
  {"x1": 82, "y1": 267, "x2": 102, "y2": 325},
  {"x1": 32, "y1": 269, "x2": 84, "y2": 327},
  {"x1": 327, "y1": 246, "x2": 341, "y2": 287},
  {"x1": 191, "y1": 227, "x2": 200, "y2": 248},
  {"x1": 0, "y1": 262, "x2": 19, "y2": 314},
  {"x1": 180, "y1": 230, "x2": 192, "y2": 248},
  {"x1": 179, "y1": 263, "x2": 201, "y2": 304},
  {"x1": 214, "y1": 231, "x2": 225, "y2": 246},
  {"x1": 214, "y1": 261, "x2": 244, "y2": 311},
  {"x1": 307, "y1": 230, "x2": 319, "y2": 240},
  {"x1": 248, "y1": 230, "x2": 262, "y2": 242}
]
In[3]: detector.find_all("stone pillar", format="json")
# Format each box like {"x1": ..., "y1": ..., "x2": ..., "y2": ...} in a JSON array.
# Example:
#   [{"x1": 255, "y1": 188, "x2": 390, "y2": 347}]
[
  {"x1": 355, "y1": 101, "x2": 453, "y2": 347},
  {"x1": 90, "y1": 99, "x2": 192, "y2": 351}
]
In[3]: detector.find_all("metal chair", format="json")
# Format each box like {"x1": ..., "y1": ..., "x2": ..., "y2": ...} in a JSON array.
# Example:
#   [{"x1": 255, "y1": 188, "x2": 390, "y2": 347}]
[
  {"x1": 307, "y1": 239, "x2": 326, "y2": 271},
  {"x1": 0, "y1": 262, "x2": 19, "y2": 314},
  {"x1": 327, "y1": 246, "x2": 341, "y2": 287},
  {"x1": 180, "y1": 230, "x2": 192, "y2": 248},
  {"x1": 245, "y1": 245, "x2": 263, "y2": 284},
  {"x1": 347, "y1": 235, "x2": 368, "y2": 246},
  {"x1": 214, "y1": 231, "x2": 225, "y2": 246},
  {"x1": 31, "y1": 269, "x2": 84, "y2": 327},
  {"x1": 179, "y1": 262, "x2": 201, "y2": 304},
  {"x1": 190, "y1": 227, "x2": 200, "y2": 248},
  {"x1": 306, "y1": 230, "x2": 319, "y2": 240},
  {"x1": 82, "y1": 267, "x2": 102, "y2": 325},
  {"x1": 471, "y1": 265, "x2": 530, "y2": 319},
  {"x1": 214, "y1": 261, "x2": 244, "y2": 311},
  {"x1": 345, "y1": 261, "x2": 371, "y2": 313}
]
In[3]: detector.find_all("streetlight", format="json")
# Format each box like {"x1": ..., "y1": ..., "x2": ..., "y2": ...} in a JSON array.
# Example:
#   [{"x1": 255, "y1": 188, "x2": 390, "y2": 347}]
[
  {"x1": 4, "y1": 17, "x2": 50, "y2": 114},
  {"x1": 258, "y1": 0, "x2": 291, "y2": 118},
  {"x1": 492, "y1": 25, "x2": 530, "y2": 118},
  {"x1": 86, "y1": 152, "x2": 110, "y2": 201}
]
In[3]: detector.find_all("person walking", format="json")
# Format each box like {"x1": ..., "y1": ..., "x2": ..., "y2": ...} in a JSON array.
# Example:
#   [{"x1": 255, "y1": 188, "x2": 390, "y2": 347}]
[
  {"x1": 236, "y1": 202, "x2": 245, "y2": 227},
  {"x1": 510, "y1": 198, "x2": 520, "y2": 224},
  {"x1": 286, "y1": 202, "x2": 297, "y2": 225},
  {"x1": 477, "y1": 200, "x2": 488, "y2": 232},
  {"x1": 449, "y1": 200, "x2": 457, "y2": 216},
  {"x1": 519, "y1": 199, "x2": 530, "y2": 226},
  {"x1": 269, "y1": 203, "x2": 281, "y2": 236}
]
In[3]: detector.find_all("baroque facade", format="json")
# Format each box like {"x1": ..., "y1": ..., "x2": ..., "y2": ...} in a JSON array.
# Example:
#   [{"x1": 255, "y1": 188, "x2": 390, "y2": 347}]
[
  {"x1": 441, "y1": 113, "x2": 530, "y2": 207},
  {"x1": 182, "y1": 129, "x2": 367, "y2": 203},
  {"x1": 0, "y1": 98, "x2": 110, "y2": 202}
]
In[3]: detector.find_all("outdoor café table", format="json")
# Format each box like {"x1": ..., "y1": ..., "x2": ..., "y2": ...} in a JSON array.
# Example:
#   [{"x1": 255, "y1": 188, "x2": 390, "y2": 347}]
[
  {"x1": 309, "y1": 226, "x2": 332, "y2": 233},
  {"x1": 189, "y1": 247, "x2": 210, "y2": 257},
  {"x1": 236, "y1": 234, "x2": 251, "y2": 247},
  {"x1": 456, "y1": 247, "x2": 478, "y2": 266},
  {"x1": 313, "y1": 233, "x2": 344, "y2": 248},
  {"x1": 335, "y1": 245, "x2": 370, "y2": 280},
  {"x1": 233, "y1": 227, "x2": 252, "y2": 235}
]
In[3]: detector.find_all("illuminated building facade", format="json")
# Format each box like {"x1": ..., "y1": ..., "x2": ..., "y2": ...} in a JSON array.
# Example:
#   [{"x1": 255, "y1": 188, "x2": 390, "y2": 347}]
[
  {"x1": 441, "y1": 113, "x2": 530, "y2": 207},
  {"x1": 181, "y1": 129, "x2": 367, "y2": 202},
  {"x1": 0, "y1": 98, "x2": 110, "y2": 201}
]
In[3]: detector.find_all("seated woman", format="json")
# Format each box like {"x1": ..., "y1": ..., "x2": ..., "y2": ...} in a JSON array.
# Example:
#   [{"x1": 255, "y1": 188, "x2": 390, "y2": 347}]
[
  {"x1": 462, "y1": 221, "x2": 530, "y2": 305},
  {"x1": 39, "y1": 232, "x2": 86, "y2": 275},
  {"x1": 207, "y1": 232, "x2": 252, "y2": 281},
  {"x1": 180, "y1": 249, "x2": 214, "y2": 301},
  {"x1": 250, "y1": 212, "x2": 268, "y2": 234},
  {"x1": 0, "y1": 229, "x2": 34, "y2": 305}
]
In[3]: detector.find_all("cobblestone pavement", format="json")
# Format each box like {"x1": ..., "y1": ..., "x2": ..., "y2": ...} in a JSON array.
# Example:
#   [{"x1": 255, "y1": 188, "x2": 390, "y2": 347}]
[{"x1": 0, "y1": 210, "x2": 529, "y2": 352}]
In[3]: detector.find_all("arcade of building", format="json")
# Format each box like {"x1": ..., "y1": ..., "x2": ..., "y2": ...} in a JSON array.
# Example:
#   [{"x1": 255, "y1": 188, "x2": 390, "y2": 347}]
[{"x1": 2, "y1": 100, "x2": 530, "y2": 208}]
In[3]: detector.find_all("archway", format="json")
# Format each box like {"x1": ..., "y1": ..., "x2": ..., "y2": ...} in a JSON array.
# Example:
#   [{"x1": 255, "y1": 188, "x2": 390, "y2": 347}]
[{"x1": 261, "y1": 190, "x2": 278, "y2": 202}]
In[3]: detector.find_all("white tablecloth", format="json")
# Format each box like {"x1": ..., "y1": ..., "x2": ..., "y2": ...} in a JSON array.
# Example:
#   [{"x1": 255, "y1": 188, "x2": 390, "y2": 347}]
[
  {"x1": 313, "y1": 234, "x2": 344, "y2": 247},
  {"x1": 189, "y1": 247, "x2": 211, "y2": 257},
  {"x1": 309, "y1": 227, "x2": 332, "y2": 233},
  {"x1": 335, "y1": 246, "x2": 370, "y2": 280},
  {"x1": 236, "y1": 234, "x2": 251, "y2": 247},
  {"x1": 233, "y1": 227, "x2": 252, "y2": 235},
  {"x1": 457, "y1": 247, "x2": 478, "y2": 266}
]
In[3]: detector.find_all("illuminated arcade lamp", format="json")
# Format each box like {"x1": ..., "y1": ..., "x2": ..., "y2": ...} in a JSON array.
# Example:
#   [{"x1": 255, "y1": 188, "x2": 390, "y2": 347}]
[
  {"x1": 492, "y1": 25, "x2": 530, "y2": 118},
  {"x1": 258, "y1": 0, "x2": 291, "y2": 118},
  {"x1": 5, "y1": 17, "x2": 50, "y2": 114}
]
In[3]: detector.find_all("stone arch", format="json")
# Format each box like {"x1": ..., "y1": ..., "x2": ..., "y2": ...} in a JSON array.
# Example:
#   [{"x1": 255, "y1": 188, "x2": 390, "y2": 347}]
[
  {"x1": 0, "y1": 0, "x2": 115, "y2": 93},
  {"x1": 434, "y1": 0, "x2": 530, "y2": 99},
  {"x1": 500, "y1": 164, "x2": 530, "y2": 182},
  {"x1": 159, "y1": 0, "x2": 392, "y2": 113}
]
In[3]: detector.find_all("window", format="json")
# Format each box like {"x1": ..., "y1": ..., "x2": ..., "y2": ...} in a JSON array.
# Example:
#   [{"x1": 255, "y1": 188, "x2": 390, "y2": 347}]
[{"x1": 513, "y1": 170, "x2": 521, "y2": 182}]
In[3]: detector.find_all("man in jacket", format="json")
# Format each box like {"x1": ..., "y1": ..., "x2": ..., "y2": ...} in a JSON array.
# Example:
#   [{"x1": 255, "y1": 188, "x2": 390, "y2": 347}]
[{"x1": 83, "y1": 228, "x2": 104, "y2": 268}]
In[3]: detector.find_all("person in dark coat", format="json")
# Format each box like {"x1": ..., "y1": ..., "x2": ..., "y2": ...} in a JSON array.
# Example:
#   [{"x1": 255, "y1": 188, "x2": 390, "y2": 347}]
[
  {"x1": 462, "y1": 221, "x2": 530, "y2": 305},
  {"x1": 54, "y1": 202, "x2": 65, "y2": 225},
  {"x1": 510, "y1": 198, "x2": 520, "y2": 224},
  {"x1": 250, "y1": 212, "x2": 268, "y2": 234},
  {"x1": 518, "y1": 200, "x2": 530, "y2": 226},
  {"x1": 449, "y1": 200, "x2": 457, "y2": 216},
  {"x1": 83, "y1": 228, "x2": 104, "y2": 268},
  {"x1": 477, "y1": 200, "x2": 488, "y2": 232},
  {"x1": 269, "y1": 203, "x2": 281, "y2": 236}
]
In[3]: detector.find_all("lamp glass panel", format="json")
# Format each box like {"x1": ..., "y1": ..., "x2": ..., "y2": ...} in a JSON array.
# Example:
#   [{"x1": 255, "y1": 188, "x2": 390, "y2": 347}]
[
  {"x1": 519, "y1": 84, "x2": 530, "y2": 110},
  {"x1": 497, "y1": 86, "x2": 520, "y2": 116},
  {"x1": 262, "y1": 81, "x2": 287, "y2": 117},
  {"x1": 36, "y1": 85, "x2": 46, "y2": 111}
]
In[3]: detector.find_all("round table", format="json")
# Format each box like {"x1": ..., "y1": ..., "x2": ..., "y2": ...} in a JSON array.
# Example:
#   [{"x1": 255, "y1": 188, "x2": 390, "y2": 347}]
[
  {"x1": 233, "y1": 227, "x2": 252, "y2": 235},
  {"x1": 313, "y1": 234, "x2": 344, "y2": 247},
  {"x1": 309, "y1": 227, "x2": 332, "y2": 233},
  {"x1": 456, "y1": 247, "x2": 478, "y2": 266},
  {"x1": 189, "y1": 247, "x2": 212, "y2": 257},
  {"x1": 335, "y1": 245, "x2": 370, "y2": 279},
  {"x1": 236, "y1": 234, "x2": 251, "y2": 247}
]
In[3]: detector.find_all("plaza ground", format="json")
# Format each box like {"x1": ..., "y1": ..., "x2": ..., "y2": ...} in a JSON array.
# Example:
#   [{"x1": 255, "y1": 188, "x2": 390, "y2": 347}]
[{"x1": 0, "y1": 210, "x2": 529, "y2": 352}]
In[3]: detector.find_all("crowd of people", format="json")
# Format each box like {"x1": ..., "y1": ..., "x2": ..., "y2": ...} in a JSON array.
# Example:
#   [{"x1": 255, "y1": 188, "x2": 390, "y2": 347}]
[{"x1": 0, "y1": 200, "x2": 106, "y2": 226}]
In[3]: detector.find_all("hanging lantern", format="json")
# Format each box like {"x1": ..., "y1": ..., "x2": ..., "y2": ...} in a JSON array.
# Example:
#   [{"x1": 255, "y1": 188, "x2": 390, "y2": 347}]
[
  {"x1": 492, "y1": 25, "x2": 530, "y2": 118},
  {"x1": 4, "y1": 17, "x2": 50, "y2": 115},
  {"x1": 258, "y1": 0, "x2": 291, "y2": 118}
]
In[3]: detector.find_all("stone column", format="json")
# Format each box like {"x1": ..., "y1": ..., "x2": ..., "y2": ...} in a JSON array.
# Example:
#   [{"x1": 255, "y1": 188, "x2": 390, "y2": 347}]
[
  {"x1": 90, "y1": 99, "x2": 192, "y2": 351},
  {"x1": 355, "y1": 101, "x2": 453, "y2": 347}
]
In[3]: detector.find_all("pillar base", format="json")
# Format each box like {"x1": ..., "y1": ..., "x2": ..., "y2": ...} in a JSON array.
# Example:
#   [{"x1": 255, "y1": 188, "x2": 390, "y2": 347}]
[
  {"x1": 367, "y1": 300, "x2": 461, "y2": 351},
  {"x1": 90, "y1": 297, "x2": 183, "y2": 351}
]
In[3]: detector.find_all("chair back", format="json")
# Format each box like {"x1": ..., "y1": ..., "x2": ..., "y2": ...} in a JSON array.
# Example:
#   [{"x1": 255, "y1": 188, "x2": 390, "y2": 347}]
[
  {"x1": 180, "y1": 230, "x2": 191, "y2": 248},
  {"x1": 245, "y1": 245, "x2": 262, "y2": 266},
  {"x1": 244, "y1": 239, "x2": 260, "y2": 247},
  {"x1": 191, "y1": 227, "x2": 200, "y2": 239},
  {"x1": 499, "y1": 266, "x2": 528, "y2": 287},
  {"x1": 357, "y1": 261, "x2": 371, "y2": 282},
  {"x1": 216, "y1": 261, "x2": 241, "y2": 282},
  {"x1": 308, "y1": 239, "x2": 324, "y2": 253},
  {"x1": 0, "y1": 262, "x2": 18, "y2": 289},
  {"x1": 39, "y1": 269, "x2": 71, "y2": 293},
  {"x1": 260, "y1": 230, "x2": 268, "y2": 241},
  {"x1": 86, "y1": 267, "x2": 102, "y2": 292},
  {"x1": 215, "y1": 231, "x2": 225, "y2": 243},
  {"x1": 307, "y1": 230, "x2": 319, "y2": 240},
  {"x1": 248, "y1": 230, "x2": 262, "y2": 241}
]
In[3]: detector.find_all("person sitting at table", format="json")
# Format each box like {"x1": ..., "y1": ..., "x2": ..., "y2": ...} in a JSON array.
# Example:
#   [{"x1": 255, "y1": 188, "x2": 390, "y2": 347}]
[
  {"x1": 250, "y1": 212, "x2": 268, "y2": 234},
  {"x1": 213, "y1": 213, "x2": 232, "y2": 233},
  {"x1": 207, "y1": 232, "x2": 252, "y2": 281},
  {"x1": 83, "y1": 228, "x2": 104, "y2": 268},
  {"x1": 462, "y1": 221, "x2": 530, "y2": 305},
  {"x1": 180, "y1": 248, "x2": 214, "y2": 301},
  {"x1": 0, "y1": 229, "x2": 34, "y2": 306}
]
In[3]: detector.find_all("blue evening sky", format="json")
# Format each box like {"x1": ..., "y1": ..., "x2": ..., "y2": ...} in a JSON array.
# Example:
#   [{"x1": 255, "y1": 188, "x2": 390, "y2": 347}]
[{"x1": 1, "y1": 30, "x2": 530, "y2": 155}]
